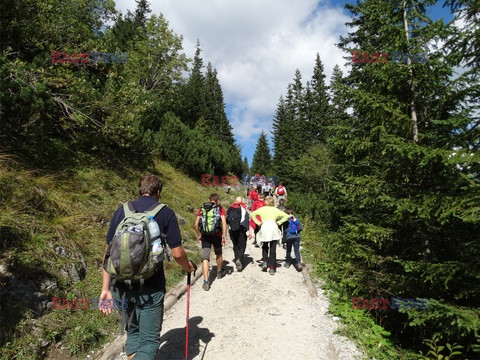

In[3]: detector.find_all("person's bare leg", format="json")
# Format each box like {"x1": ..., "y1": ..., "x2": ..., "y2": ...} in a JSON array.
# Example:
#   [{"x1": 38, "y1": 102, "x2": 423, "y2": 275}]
[
  {"x1": 216, "y1": 254, "x2": 223, "y2": 271},
  {"x1": 202, "y1": 259, "x2": 209, "y2": 280},
  {"x1": 128, "y1": 353, "x2": 136, "y2": 360}
]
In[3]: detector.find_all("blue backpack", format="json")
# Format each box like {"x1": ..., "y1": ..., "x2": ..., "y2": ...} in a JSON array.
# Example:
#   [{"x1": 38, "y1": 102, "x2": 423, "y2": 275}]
[{"x1": 289, "y1": 217, "x2": 302, "y2": 234}]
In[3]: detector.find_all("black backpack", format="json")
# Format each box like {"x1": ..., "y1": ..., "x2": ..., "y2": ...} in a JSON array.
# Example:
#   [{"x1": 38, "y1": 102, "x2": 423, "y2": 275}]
[{"x1": 226, "y1": 206, "x2": 242, "y2": 231}]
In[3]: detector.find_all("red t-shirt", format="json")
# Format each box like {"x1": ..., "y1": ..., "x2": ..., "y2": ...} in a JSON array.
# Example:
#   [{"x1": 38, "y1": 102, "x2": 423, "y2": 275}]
[
  {"x1": 249, "y1": 200, "x2": 265, "y2": 230},
  {"x1": 197, "y1": 204, "x2": 225, "y2": 237}
]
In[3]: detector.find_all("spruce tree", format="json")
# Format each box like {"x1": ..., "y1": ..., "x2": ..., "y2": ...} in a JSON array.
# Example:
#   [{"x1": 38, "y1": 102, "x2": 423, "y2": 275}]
[
  {"x1": 325, "y1": 0, "x2": 480, "y2": 355},
  {"x1": 181, "y1": 40, "x2": 206, "y2": 128},
  {"x1": 251, "y1": 131, "x2": 272, "y2": 175},
  {"x1": 307, "y1": 53, "x2": 330, "y2": 144}
]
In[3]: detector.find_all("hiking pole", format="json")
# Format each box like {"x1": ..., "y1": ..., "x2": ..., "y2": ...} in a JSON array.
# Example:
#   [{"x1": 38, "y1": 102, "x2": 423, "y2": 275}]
[{"x1": 185, "y1": 261, "x2": 197, "y2": 360}]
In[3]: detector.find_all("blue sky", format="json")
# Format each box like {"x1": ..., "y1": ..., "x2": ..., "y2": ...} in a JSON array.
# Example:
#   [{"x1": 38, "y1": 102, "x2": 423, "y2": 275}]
[{"x1": 115, "y1": 0, "x2": 454, "y2": 166}]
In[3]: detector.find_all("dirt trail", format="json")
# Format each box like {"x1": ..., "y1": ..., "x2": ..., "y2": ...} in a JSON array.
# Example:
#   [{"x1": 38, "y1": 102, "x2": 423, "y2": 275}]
[{"x1": 111, "y1": 238, "x2": 364, "y2": 360}]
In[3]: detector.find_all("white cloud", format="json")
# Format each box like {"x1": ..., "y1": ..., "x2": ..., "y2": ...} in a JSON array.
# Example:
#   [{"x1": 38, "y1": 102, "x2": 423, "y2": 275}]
[{"x1": 114, "y1": 0, "x2": 350, "y2": 159}]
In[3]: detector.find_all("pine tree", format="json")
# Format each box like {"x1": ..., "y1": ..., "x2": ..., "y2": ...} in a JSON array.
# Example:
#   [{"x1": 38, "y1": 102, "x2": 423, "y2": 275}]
[
  {"x1": 306, "y1": 53, "x2": 330, "y2": 144},
  {"x1": 272, "y1": 96, "x2": 296, "y2": 180},
  {"x1": 181, "y1": 40, "x2": 206, "y2": 128},
  {"x1": 204, "y1": 63, "x2": 235, "y2": 145},
  {"x1": 251, "y1": 131, "x2": 272, "y2": 175},
  {"x1": 242, "y1": 156, "x2": 249, "y2": 174},
  {"x1": 325, "y1": 0, "x2": 480, "y2": 355}
]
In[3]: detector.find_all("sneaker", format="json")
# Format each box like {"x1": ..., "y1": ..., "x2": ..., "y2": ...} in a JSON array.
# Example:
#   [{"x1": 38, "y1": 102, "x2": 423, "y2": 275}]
[
  {"x1": 295, "y1": 263, "x2": 303, "y2": 272},
  {"x1": 269, "y1": 268, "x2": 275, "y2": 275},
  {"x1": 284, "y1": 261, "x2": 291, "y2": 269},
  {"x1": 217, "y1": 269, "x2": 226, "y2": 279},
  {"x1": 202, "y1": 281, "x2": 210, "y2": 291},
  {"x1": 261, "y1": 262, "x2": 268, "y2": 271},
  {"x1": 235, "y1": 259, "x2": 243, "y2": 271}
]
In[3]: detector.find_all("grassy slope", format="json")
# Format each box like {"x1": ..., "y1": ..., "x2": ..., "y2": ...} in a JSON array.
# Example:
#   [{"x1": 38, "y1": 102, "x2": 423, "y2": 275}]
[{"x1": 0, "y1": 157, "x2": 238, "y2": 359}]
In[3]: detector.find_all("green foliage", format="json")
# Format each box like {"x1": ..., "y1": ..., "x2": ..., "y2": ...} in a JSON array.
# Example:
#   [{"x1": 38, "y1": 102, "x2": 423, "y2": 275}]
[
  {"x1": 251, "y1": 131, "x2": 272, "y2": 175},
  {"x1": 273, "y1": 1, "x2": 480, "y2": 358}
]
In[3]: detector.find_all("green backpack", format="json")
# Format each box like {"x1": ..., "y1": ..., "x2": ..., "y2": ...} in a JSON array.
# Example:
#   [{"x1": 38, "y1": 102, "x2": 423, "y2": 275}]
[
  {"x1": 104, "y1": 201, "x2": 166, "y2": 285},
  {"x1": 199, "y1": 202, "x2": 222, "y2": 235}
]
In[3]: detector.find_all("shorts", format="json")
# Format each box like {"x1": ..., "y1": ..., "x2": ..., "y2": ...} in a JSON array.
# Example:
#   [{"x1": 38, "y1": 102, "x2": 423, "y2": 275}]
[{"x1": 201, "y1": 235, "x2": 222, "y2": 260}]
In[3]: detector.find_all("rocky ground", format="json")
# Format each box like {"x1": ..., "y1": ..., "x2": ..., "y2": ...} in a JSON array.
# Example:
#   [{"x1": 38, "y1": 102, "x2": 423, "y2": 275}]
[{"x1": 110, "y1": 237, "x2": 364, "y2": 360}]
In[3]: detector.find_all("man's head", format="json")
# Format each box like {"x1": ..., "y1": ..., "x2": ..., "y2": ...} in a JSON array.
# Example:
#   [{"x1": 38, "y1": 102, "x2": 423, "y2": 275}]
[
  {"x1": 258, "y1": 193, "x2": 265, "y2": 200},
  {"x1": 138, "y1": 174, "x2": 162, "y2": 197},
  {"x1": 235, "y1": 196, "x2": 244, "y2": 204},
  {"x1": 286, "y1": 209, "x2": 294, "y2": 216},
  {"x1": 209, "y1": 193, "x2": 219, "y2": 204},
  {"x1": 279, "y1": 199, "x2": 286, "y2": 206}
]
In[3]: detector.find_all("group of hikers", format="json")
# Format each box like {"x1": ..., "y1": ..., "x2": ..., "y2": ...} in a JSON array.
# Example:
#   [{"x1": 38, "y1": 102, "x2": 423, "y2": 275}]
[{"x1": 99, "y1": 174, "x2": 302, "y2": 359}]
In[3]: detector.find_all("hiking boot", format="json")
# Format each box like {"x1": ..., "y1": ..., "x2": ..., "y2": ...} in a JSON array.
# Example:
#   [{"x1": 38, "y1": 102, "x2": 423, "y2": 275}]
[
  {"x1": 295, "y1": 263, "x2": 303, "y2": 272},
  {"x1": 202, "y1": 281, "x2": 210, "y2": 291},
  {"x1": 284, "y1": 261, "x2": 291, "y2": 269},
  {"x1": 261, "y1": 262, "x2": 268, "y2": 271},
  {"x1": 235, "y1": 259, "x2": 243, "y2": 271},
  {"x1": 217, "y1": 269, "x2": 226, "y2": 279},
  {"x1": 269, "y1": 268, "x2": 275, "y2": 275}
]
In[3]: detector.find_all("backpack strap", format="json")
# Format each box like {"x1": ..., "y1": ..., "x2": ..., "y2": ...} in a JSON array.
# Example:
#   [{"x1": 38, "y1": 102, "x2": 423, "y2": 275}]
[
  {"x1": 145, "y1": 203, "x2": 166, "y2": 219},
  {"x1": 123, "y1": 201, "x2": 135, "y2": 217}
]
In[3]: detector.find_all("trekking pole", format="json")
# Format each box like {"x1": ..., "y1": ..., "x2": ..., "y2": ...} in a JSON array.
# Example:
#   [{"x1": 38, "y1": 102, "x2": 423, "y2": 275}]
[{"x1": 185, "y1": 261, "x2": 197, "y2": 360}]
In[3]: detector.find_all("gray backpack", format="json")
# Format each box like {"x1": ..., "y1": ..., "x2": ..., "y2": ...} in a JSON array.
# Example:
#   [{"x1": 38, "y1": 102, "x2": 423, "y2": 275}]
[{"x1": 104, "y1": 202, "x2": 166, "y2": 285}]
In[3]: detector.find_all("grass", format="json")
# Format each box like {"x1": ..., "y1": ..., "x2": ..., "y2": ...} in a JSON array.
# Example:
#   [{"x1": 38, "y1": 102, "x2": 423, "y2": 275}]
[{"x1": 0, "y1": 157, "x2": 238, "y2": 359}]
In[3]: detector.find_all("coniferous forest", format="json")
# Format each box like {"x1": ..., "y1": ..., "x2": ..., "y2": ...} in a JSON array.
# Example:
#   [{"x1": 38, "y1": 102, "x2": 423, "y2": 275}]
[
  {"x1": 269, "y1": 0, "x2": 480, "y2": 358},
  {"x1": 1, "y1": 0, "x2": 479, "y2": 359}
]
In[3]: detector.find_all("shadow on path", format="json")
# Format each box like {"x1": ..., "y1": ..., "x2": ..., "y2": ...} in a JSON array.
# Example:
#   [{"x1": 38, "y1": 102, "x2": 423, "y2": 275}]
[{"x1": 157, "y1": 316, "x2": 215, "y2": 360}]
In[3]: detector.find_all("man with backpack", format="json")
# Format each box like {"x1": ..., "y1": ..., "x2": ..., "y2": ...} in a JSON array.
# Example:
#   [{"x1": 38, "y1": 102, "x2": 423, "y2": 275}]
[
  {"x1": 274, "y1": 183, "x2": 287, "y2": 206},
  {"x1": 284, "y1": 209, "x2": 303, "y2": 271},
  {"x1": 99, "y1": 174, "x2": 195, "y2": 360},
  {"x1": 226, "y1": 197, "x2": 250, "y2": 271},
  {"x1": 194, "y1": 193, "x2": 227, "y2": 291}
]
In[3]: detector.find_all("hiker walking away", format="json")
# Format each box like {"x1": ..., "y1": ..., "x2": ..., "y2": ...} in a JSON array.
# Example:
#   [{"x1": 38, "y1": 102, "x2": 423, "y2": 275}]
[
  {"x1": 248, "y1": 186, "x2": 258, "y2": 211},
  {"x1": 256, "y1": 175, "x2": 263, "y2": 194},
  {"x1": 268, "y1": 178, "x2": 275, "y2": 197},
  {"x1": 262, "y1": 181, "x2": 271, "y2": 197},
  {"x1": 226, "y1": 197, "x2": 250, "y2": 271},
  {"x1": 249, "y1": 193, "x2": 266, "y2": 247},
  {"x1": 100, "y1": 174, "x2": 195, "y2": 360},
  {"x1": 194, "y1": 193, "x2": 227, "y2": 291},
  {"x1": 275, "y1": 183, "x2": 287, "y2": 206},
  {"x1": 284, "y1": 209, "x2": 303, "y2": 271},
  {"x1": 250, "y1": 196, "x2": 289, "y2": 275},
  {"x1": 277, "y1": 199, "x2": 288, "y2": 249}
]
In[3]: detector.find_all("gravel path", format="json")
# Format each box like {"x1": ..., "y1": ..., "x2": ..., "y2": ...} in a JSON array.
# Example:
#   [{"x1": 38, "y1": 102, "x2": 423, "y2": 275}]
[{"x1": 112, "y1": 238, "x2": 364, "y2": 360}]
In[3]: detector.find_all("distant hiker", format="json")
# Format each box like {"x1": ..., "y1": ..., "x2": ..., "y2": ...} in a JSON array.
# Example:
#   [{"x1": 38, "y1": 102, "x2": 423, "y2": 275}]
[
  {"x1": 284, "y1": 209, "x2": 303, "y2": 271},
  {"x1": 100, "y1": 174, "x2": 195, "y2": 360},
  {"x1": 262, "y1": 181, "x2": 271, "y2": 197},
  {"x1": 268, "y1": 178, "x2": 275, "y2": 196},
  {"x1": 251, "y1": 176, "x2": 258, "y2": 190},
  {"x1": 194, "y1": 193, "x2": 228, "y2": 291},
  {"x1": 226, "y1": 197, "x2": 250, "y2": 271},
  {"x1": 250, "y1": 197, "x2": 289, "y2": 275},
  {"x1": 274, "y1": 183, "x2": 287, "y2": 206},
  {"x1": 249, "y1": 193, "x2": 266, "y2": 247},
  {"x1": 248, "y1": 186, "x2": 258, "y2": 210},
  {"x1": 256, "y1": 180, "x2": 262, "y2": 195},
  {"x1": 277, "y1": 199, "x2": 288, "y2": 249}
]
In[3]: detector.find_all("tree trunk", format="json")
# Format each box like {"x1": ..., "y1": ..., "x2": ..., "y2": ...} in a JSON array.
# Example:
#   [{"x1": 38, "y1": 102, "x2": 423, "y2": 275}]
[{"x1": 403, "y1": 0, "x2": 419, "y2": 143}]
